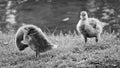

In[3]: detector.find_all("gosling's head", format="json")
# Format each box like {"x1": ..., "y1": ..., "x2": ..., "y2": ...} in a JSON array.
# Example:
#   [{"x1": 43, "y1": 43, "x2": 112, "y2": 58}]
[{"x1": 80, "y1": 11, "x2": 88, "y2": 20}]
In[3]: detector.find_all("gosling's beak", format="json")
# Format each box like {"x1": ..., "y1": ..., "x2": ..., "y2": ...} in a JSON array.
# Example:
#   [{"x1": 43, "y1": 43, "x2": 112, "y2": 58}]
[{"x1": 52, "y1": 44, "x2": 58, "y2": 49}]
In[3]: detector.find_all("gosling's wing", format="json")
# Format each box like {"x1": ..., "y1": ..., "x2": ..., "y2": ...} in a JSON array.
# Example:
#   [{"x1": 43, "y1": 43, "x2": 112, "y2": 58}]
[{"x1": 76, "y1": 20, "x2": 82, "y2": 33}]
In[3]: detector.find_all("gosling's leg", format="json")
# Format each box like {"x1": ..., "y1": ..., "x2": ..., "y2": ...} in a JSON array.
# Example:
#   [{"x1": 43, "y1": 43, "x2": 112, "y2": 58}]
[
  {"x1": 36, "y1": 51, "x2": 39, "y2": 58},
  {"x1": 84, "y1": 37, "x2": 87, "y2": 46},
  {"x1": 96, "y1": 34, "x2": 101, "y2": 43},
  {"x1": 95, "y1": 37, "x2": 98, "y2": 42}
]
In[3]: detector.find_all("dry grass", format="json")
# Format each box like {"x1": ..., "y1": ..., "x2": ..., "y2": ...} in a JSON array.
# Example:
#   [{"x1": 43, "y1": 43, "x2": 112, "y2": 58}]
[{"x1": 0, "y1": 31, "x2": 120, "y2": 68}]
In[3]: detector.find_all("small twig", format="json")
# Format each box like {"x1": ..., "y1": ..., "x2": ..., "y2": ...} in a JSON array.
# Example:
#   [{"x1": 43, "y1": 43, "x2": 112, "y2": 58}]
[
  {"x1": 52, "y1": 26, "x2": 58, "y2": 34},
  {"x1": 45, "y1": 26, "x2": 51, "y2": 34}
]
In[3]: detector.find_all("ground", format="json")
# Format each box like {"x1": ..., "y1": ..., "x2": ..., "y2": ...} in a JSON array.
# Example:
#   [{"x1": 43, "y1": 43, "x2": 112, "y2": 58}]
[{"x1": 0, "y1": 32, "x2": 120, "y2": 68}]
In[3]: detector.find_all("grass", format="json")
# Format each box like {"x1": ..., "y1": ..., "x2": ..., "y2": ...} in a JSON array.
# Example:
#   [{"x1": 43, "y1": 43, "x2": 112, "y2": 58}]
[{"x1": 0, "y1": 31, "x2": 120, "y2": 68}]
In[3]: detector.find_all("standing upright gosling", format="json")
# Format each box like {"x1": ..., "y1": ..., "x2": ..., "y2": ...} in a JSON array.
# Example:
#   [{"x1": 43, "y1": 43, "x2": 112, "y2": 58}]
[{"x1": 76, "y1": 11, "x2": 108, "y2": 45}]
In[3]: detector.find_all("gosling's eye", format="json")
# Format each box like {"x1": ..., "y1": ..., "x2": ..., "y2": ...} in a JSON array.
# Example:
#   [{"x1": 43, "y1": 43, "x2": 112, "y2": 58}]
[{"x1": 82, "y1": 14, "x2": 86, "y2": 16}]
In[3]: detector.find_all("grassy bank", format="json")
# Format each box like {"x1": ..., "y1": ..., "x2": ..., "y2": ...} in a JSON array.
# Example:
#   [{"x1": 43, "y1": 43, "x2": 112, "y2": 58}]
[{"x1": 0, "y1": 32, "x2": 120, "y2": 68}]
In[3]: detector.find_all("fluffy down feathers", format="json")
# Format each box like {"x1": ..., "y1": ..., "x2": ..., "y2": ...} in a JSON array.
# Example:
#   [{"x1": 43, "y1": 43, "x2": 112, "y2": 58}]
[
  {"x1": 76, "y1": 11, "x2": 108, "y2": 43},
  {"x1": 15, "y1": 24, "x2": 57, "y2": 56}
]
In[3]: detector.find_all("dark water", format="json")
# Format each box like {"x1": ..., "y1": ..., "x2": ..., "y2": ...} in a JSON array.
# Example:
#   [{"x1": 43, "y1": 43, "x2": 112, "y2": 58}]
[{"x1": 1, "y1": 0, "x2": 120, "y2": 34}]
